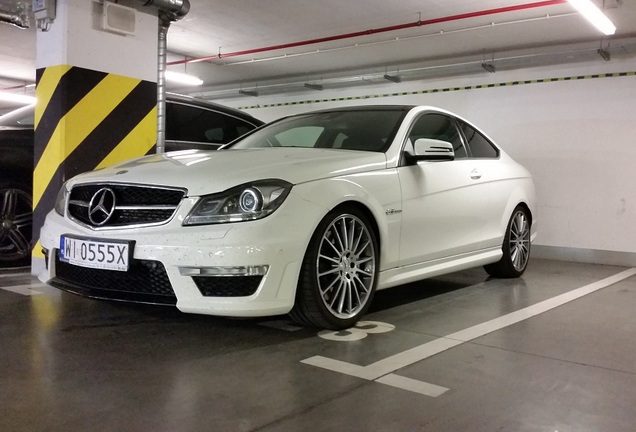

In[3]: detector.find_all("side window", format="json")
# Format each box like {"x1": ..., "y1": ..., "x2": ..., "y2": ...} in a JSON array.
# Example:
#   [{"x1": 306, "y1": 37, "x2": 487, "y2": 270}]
[
  {"x1": 165, "y1": 102, "x2": 256, "y2": 145},
  {"x1": 407, "y1": 113, "x2": 467, "y2": 159},
  {"x1": 458, "y1": 121, "x2": 499, "y2": 158},
  {"x1": 274, "y1": 126, "x2": 324, "y2": 147}
]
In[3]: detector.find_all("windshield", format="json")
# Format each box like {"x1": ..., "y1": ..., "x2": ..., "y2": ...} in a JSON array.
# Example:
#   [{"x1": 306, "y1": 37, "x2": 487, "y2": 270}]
[{"x1": 229, "y1": 109, "x2": 406, "y2": 152}]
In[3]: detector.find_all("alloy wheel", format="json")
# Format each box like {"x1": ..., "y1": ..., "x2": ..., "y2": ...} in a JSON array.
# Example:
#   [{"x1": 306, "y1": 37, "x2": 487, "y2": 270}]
[
  {"x1": 315, "y1": 214, "x2": 376, "y2": 319},
  {"x1": 509, "y1": 210, "x2": 530, "y2": 272},
  {"x1": 0, "y1": 187, "x2": 33, "y2": 263}
]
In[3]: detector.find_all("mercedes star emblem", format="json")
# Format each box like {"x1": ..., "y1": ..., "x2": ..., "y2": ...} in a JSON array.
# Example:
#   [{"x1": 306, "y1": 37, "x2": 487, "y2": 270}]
[{"x1": 88, "y1": 188, "x2": 116, "y2": 226}]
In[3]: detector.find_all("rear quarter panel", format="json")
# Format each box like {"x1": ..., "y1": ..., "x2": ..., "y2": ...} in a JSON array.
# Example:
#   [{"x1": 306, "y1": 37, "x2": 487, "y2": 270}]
[{"x1": 482, "y1": 154, "x2": 537, "y2": 248}]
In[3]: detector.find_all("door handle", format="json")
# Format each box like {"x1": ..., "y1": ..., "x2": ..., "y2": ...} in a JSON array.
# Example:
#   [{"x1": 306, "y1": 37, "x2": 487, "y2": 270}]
[{"x1": 470, "y1": 169, "x2": 482, "y2": 180}]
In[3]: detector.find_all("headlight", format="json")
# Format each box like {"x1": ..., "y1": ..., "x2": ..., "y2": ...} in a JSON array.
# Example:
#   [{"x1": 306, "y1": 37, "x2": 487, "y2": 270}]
[
  {"x1": 54, "y1": 181, "x2": 70, "y2": 216},
  {"x1": 183, "y1": 180, "x2": 292, "y2": 226}
]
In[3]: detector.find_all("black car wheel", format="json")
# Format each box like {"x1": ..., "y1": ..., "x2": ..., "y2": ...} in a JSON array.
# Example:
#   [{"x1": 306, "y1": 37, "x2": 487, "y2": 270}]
[
  {"x1": 0, "y1": 182, "x2": 33, "y2": 267},
  {"x1": 290, "y1": 206, "x2": 378, "y2": 330}
]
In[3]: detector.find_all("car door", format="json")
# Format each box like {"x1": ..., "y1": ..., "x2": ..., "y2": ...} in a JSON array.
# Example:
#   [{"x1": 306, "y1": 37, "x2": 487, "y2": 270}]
[
  {"x1": 455, "y1": 119, "x2": 507, "y2": 250},
  {"x1": 397, "y1": 113, "x2": 491, "y2": 266}
]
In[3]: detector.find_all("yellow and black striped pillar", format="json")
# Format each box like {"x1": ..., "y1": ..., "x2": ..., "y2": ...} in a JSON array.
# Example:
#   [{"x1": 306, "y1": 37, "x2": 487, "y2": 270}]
[{"x1": 32, "y1": 65, "x2": 157, "y2": 261}]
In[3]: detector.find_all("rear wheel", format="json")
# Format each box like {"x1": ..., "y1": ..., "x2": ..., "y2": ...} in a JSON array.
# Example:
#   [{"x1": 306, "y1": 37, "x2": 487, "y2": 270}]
[
  {"x1": 290, "y1": 207, "x2": 378, "y2": 330},
  {"x1": 0, "y1": 182, "x2": 33, "y2": 268},
  {"x1": 484, "y1": 206, "x2": 531, "y2": 278}
]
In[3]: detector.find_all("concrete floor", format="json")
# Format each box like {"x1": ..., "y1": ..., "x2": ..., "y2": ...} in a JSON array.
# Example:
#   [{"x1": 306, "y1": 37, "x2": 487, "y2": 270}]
[{"x1": 1, "y1": 259, "x2": 635, "y2": 431}]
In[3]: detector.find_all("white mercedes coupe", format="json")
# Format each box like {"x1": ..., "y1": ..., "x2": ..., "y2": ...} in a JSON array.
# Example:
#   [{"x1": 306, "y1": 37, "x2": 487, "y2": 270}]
[{"x1": 39, "y1": 105, "x2": 537, "y2": 329}]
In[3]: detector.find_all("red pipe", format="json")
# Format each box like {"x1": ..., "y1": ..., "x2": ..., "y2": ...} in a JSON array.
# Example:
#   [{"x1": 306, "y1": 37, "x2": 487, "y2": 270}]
[
  {"x1": 168, "y1": 0, "x2": 567, "y2": 65},
  {"x1": 0, "y1": 84, "x2": 29, "y2": 91}
]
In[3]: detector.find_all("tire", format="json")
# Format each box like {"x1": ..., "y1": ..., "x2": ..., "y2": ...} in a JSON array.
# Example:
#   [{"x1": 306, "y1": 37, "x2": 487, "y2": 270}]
[
  {"x1": 0, "y1": 181, "x2": 33, "y2": 268},
  {"x1": 484, "y1": 206, "x2": 531, "y2": 278},
  {"x1": 290, "y1": 206, "x2": 379, "y2": 330}
]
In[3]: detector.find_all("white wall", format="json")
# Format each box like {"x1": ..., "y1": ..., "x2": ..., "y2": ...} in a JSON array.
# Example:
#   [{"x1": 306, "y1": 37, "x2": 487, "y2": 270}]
[
  {"x1": 216, "y1": 57, "x2": 636, "y2": 265},
  {"x1": 36, "y1": 0, "x2": 158, "y2": 81}
]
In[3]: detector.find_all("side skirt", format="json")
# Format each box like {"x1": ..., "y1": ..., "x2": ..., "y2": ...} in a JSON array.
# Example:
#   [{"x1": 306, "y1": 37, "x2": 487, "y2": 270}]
[{"x1": 378, "y1": 247, "x2": 502, "y2": 290}]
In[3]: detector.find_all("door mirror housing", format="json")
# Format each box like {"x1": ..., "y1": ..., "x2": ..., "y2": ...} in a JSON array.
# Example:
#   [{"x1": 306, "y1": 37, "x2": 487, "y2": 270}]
[{"x1": 405, "y1": 138, "x2": 455, "y2": 163}]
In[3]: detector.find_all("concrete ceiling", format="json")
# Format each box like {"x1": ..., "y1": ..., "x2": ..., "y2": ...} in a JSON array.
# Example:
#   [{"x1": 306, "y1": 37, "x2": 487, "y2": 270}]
[{"x1": 1, "y1": 0, "x2": 636, "y2": 109}]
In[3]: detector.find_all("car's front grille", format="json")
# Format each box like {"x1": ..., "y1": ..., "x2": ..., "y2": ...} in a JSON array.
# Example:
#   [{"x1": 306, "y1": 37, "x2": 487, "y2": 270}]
[
  {"x1": 67, "y1": 184, "x2": 186, "y2": 228},
  {"x1": 53, "y1": 251, "x2": 176, "y2": 305},
  {"x1": 192, "y1": 276, "x2": 262, "y2": 297}
]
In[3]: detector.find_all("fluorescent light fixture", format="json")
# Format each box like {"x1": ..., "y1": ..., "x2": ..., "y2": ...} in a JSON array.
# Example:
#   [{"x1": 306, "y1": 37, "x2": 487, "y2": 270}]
[
  {"x1": 304, "y1": 83, "x2": 323, "y2": 91},
  {"x1": 383, "y1": 73, "x2": 401, "y2": 83},
  {"x1": 598, "y1": 48, "x2": 611, "y2": 61},
  {"x1": 239, "y1": 89, "x2": 259, "y2": 97},
  {"x1": 481, "y1": 62, "x2": 496, "y2": 73},
  {"x1": 165, "y1": 70, "x2": 203, "y2": 86},
  {"x1": 567, "y1": 0, "x2": 616, "y2": 35},
  {"x1": 0, "y1": 92, "x2": 36, "y2": 104}
]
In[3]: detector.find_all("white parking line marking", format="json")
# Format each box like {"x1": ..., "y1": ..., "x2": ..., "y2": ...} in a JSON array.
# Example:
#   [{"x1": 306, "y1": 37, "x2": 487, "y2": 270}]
[
  {"x1": 318, "y1": 328, "x2": 368, "y2": 341},
  {"x1": 0, "y1": 283, "x2": 46, "y2": 296},
  {"x1": 302, "y1": 268, "x2": 636, "y2": 396},
  {"x1": 376, "y1": 374, "x2": 450, "y2": 397},
  {"x1": 304, "y1": 356, "x2": 375, "y2": 380},
  {"x1": 318, "y1": 321, "x2": 396, "y2": 341}
]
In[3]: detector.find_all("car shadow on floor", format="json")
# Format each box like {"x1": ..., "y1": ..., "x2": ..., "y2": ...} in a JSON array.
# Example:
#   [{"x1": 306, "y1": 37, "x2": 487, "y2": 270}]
[
  {"x1": 368, "y1": 267, "x2": 490, "y2": 314},
  {"x1": 15, "y1": 266, "x2": 491, "y2": 337}
]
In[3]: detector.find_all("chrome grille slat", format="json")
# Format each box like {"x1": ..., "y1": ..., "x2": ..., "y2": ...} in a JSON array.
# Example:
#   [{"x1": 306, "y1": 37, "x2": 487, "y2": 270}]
[
  {"x1": 115, "y1": 205, "x2": 179, "y2": 211},
  {"x1": 68, "y1": 200, "x2": 89, "y2": 208},
  {"x1": 67, "y1": 183, "x2": 186, "y2": 229}
]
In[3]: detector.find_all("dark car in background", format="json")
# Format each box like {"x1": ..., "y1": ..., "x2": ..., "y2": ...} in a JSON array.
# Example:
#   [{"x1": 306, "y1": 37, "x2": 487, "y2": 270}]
[
  {"x1": 163, "y1": 94, "x2": 263, "y2": 151},
  {"x1": 0, "y1": 94, "x2": 263, "y2": 268}
]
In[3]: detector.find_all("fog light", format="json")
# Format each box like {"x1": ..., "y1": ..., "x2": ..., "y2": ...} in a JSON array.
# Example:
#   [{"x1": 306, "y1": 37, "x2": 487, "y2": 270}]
[{"x1": 179, "y1": 265, "x2": 269, "y2": 277}]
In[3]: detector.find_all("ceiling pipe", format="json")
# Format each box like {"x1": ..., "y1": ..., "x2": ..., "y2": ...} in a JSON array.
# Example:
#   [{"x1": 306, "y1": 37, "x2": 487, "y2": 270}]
[
  {"x1": 0, "y1": 2, "x2": 30, "y2": 29},
  {"x1": 138, "y1": 0, "x2": 190, "y2": 153},
  {"x1": 217, "y1": 12, "x2": 577, "y2": 68},
  {"x1": 168, "y1": 0, "x2": 567, "y2": 66},
  {"x1": 190, "y1": 39, "x2": 636, "y2": 100},
  {"x1": 1, "y1": 83, "x2": 35, "y2": 91}
]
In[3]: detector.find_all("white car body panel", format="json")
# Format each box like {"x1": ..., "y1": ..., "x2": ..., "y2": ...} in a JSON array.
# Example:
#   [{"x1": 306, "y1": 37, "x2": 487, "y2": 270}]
[
  {"x1": 77, "y1": 148, "x2": 387, "y2": 197},
  {"x1": 38, "y1": 105, "x2": 537, "y2": 320},
  {"x1": 397, "y1": 159, "x2": 491, "y2": 265},
  {"x1": 39, "y1": 192, "x2": 325, "y2": 316}
]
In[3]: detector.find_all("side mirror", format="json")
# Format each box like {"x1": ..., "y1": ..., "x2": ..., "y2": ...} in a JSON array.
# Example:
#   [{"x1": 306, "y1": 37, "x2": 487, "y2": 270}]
[{"x1": 407, "y1": 138, "x2": 455, "y2": 162}]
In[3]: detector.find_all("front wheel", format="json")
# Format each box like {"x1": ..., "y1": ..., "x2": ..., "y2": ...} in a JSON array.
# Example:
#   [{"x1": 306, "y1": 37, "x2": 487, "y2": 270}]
[
  {"x1": 484, "y1": 206, "x2": 531, "y2": 278},
  {"x1": 290, "y1": 207, "x2": 378, "y2": 330}
]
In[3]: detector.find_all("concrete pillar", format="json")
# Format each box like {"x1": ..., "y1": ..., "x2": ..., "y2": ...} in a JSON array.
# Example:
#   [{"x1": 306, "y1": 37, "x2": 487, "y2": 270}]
[{"x1": 32, "y1": 0, "x2": 159, "y2": 272}]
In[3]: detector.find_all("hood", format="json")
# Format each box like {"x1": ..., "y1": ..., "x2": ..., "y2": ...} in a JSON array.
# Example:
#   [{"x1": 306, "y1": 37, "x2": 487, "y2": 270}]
[{"x1": 70, "y1": 148, "x2": 387, "y2": 196}]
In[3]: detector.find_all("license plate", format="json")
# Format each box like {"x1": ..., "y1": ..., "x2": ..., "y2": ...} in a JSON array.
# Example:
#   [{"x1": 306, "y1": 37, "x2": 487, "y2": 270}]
[{"x1": 60, "y1": 235, "x2": 131, "y2": 272}]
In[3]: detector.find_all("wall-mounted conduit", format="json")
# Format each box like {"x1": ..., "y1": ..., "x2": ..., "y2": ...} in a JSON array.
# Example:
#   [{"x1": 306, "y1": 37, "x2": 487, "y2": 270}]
[{"x1": 138, "y1": 0, "x2": 190, "y2": 153}]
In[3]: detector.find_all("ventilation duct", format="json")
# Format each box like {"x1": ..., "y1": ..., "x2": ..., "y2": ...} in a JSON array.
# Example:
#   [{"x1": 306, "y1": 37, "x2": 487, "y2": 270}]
[
  {"x1": 142, "y1": 0, "x2": 190, "y2": 23},
  {"x1": 138, "y1": 0, "x2": 190, "y2": 153}
]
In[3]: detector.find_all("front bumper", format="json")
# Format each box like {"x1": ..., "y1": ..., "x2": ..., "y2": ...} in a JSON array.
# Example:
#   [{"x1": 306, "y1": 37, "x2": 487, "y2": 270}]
[{"x1": 39, "y1": 193, "x2": 324, "y2": 317}]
